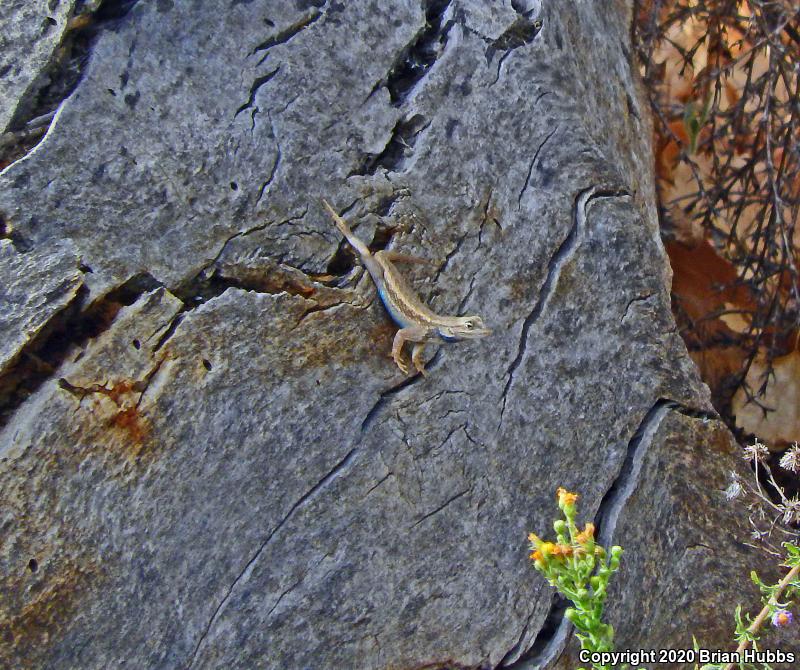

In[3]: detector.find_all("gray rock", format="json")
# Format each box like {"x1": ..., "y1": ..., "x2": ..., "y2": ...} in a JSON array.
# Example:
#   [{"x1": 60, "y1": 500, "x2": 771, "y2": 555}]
[
  {"x1": 0, "y1": 1, "x2": 779, "y2": 669},
  {"x1": 605, "y1": 412, "x2": 762, "y2": 659},
  {"x1": 0, "y1": 0, "x2": 76, "y2": 133},
  {"x1": 0, "y1": 239, "x2": 82, "y2": 376}
]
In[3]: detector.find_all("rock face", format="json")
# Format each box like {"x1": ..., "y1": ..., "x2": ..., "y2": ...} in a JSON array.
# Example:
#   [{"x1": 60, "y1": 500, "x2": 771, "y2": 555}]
[
  {"x1": 0, "y1": 1, "x2": 770, "y2": 669},
  {"x1": 0, "y1": 0, "x2": 76, "y2": 134}
]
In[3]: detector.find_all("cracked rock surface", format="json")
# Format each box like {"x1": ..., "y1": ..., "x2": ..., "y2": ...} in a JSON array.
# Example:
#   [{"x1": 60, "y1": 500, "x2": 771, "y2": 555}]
[
  {"x1": 0, "y1": 0, "x2": 77, "y2": 134},
  {"x1": 0, "y1": 1, "x2": 775, "y2": 668}
]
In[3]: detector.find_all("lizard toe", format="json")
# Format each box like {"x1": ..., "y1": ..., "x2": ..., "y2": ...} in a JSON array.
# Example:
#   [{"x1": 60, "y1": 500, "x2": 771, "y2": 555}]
[{"x1": 393, "y1": 355, "x2": 409, "y2": 375}]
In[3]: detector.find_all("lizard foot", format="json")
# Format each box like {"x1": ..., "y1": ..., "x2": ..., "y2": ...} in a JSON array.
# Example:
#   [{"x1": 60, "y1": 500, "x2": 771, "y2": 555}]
[
  {"x1": 392, "y1": 352, "x2": 410, "y2": 375},
  {"x1": 411, "y1": 343, "x2": 428, "y2": 376}
]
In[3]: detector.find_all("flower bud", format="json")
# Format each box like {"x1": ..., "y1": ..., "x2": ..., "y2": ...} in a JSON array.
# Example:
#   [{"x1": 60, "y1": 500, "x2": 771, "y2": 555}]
[
  {"x1": 609, "y1": 546, "x2": 623, "y2": 569},
  {"x1": 556, "y1": 487, "x2": 579, "y2": 510},
  {"x1": 564, "y1": 607, "x2": 579, "y2": 624}
]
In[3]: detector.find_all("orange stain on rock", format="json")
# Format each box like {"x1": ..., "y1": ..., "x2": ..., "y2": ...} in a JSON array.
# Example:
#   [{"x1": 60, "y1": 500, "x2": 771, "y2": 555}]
[
  {"x1": 0, "y1": 560, "x2": 100, "y2": 669},
  {"x1": 109, "y1": 406, "x2": 150, "y2": 454},
  {"x1": 64, "y1": 378, "x2": 156, "y2": 466}
]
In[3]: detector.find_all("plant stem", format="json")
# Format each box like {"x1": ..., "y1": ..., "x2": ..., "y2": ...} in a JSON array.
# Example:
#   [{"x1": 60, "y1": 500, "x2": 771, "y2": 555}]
[{"x1": 722, "y1": 562, "x2": 800, "y2": 670}]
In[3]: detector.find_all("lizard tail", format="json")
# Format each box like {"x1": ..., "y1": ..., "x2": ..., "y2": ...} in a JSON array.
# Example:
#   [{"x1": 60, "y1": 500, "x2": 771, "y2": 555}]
[{"x1": 322, "y1": 199, "x2": 371, "y2": 257}]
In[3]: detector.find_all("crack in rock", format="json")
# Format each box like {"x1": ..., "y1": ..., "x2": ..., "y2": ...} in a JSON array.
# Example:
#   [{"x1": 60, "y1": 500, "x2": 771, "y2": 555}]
[
  {"x1": 594, "y1": 399, "x2": 674, "y2": 548},
  {"x1": 185, "y1": 447, "x2": 359, "y2": 669},
  {"x1": 433, "y1": 224, "x2": 472, "y2": 283},
  {"x1": 0, "y1": 212, "x2": 35, "y2": 251},
  {"x1": 183, "y1": 205, "x2": 308, "y2": 299},
  {"x1": 291, "y1": 300, "x2": 354, "y2": 329},
  {"x1": 487, "y1": 16, "x2": 544, "y2": 86},
  {"x1": 159, "y1": 245, "x2": 345, "y2": 347},
  {"x1": 507, "y1": 399, "x2": 718, "y2": 667},
  {"x1": 499, "y1": 187, "x2": 631, "y2": 426},
  {"x1": 361, "y1": 373, "x2": 425, "y2": 432},
  {"x1": 500, "y1": 593, "x2": 561, "y2": 668},
  {"x1": 412, "y1": 421, "x2": 464, "y2": 462},
  {"x1": 477, "y1": 186, "x2": 503, "y2": 247},
  {"x1": 234, "y1": 66, "x2": 280, "y2": 119},
  {"x1": 503, "y1": 593, "x2": 570, "y2": 670},
  {"x1": 621, "y1": 292, "x2": 656, "y2": 323},
  {"x1": 0, "y1": 272, "x2": 162, "y2": 428},
  {"x1": 263, "y1": 550, "x2": 331, "y2": 621},
  {"x1": 255, "y1": 112, "x2": 282, "y2": 205},
  {"x1": 517, "y1": 127, "x2": 558, "y2": 210},
  {"x1": 499, "y1": 187, "x2": 588, "y2": 426},
  {"x1": 1, "y1": 0, "x2": 143, "y2": 167},
  {"x1": 349, "y1": 114, "x2": 432, "y2": 176},
  {"x1": 456, "y1": 273, "x2": 479, "y2": 314},
  {"x1": 372, "y1": 0, "x2": 455, "y2": 106},
  {"x1": 254, "y1": 9, "x2": 324, "y2": 66},
  {"x1": 410, "y1": 486, "x2": 471, "y2": 528},
  {"x1": 56, "y1": 352, "x2": 167, "y2": 414}
]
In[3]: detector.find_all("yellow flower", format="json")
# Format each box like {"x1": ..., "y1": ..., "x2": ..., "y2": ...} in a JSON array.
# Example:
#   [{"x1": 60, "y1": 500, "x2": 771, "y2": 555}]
[
  {"x1": 576, "y1": 522, "x2": 595, "y2": 545},
  {"x1": 528, "y1": 532, "x2": 541, "y2": 546},
  {"x1": 556, "y1": 487, "x2": 579, "y2": 507},
  {"x1": 539, "y1": 542, "x2": 557, "y2": 556},
  {"x1": 555, "y1": 544, "x2": 574, "y2": 557}
]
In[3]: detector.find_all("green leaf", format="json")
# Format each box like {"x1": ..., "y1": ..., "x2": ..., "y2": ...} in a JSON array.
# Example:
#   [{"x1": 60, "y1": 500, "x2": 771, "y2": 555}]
[{"x1": 783, "y1": 542, "x2": 800, "y2": 567}]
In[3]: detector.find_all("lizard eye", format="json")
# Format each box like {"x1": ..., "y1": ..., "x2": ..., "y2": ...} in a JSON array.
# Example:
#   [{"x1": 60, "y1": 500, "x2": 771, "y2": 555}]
[{"x1": 465, "y1": 322, "x2": 474, "y2": 330}]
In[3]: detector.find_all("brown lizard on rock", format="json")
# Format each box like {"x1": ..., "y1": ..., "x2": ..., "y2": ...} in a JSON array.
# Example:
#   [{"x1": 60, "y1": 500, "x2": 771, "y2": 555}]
[{"x1": 323, "y1": 199, "x2": 491, "y2": 375}]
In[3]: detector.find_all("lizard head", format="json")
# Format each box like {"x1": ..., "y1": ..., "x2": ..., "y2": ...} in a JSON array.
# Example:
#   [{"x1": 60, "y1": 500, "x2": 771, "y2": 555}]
[{"x1": 437, "y1": 316, "x2": 492, "y2": 342}]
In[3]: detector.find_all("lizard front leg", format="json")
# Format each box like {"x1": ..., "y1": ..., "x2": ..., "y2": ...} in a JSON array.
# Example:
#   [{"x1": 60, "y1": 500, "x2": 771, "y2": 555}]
[
  {"x1": 411, "y1": 342, "x2": 428, "y2": 376},
  {"x1": 391, "y1": 326, "x2": 430, "y2": 375}
]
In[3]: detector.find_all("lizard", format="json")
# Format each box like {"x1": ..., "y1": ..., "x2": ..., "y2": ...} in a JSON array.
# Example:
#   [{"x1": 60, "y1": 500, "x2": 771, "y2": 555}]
[{"x1": 322, "y1": 199, "x2": 491, "y2": 376}]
